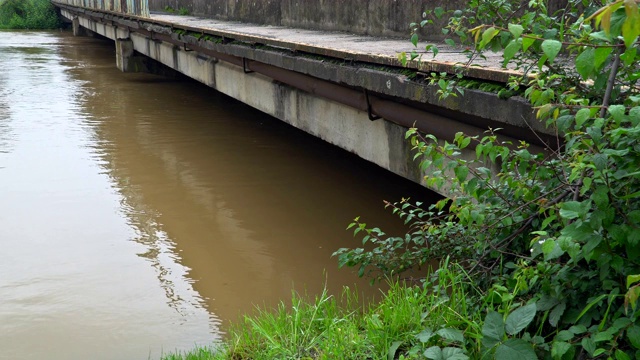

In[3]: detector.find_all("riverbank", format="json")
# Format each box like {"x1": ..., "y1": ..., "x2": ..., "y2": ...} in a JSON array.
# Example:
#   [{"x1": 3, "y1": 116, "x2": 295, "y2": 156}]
[
  {"x1": 0, "y1": 0, "x2": 61, "y2": 29},
  {"x1": 161, "y1": 265, "x2": 479, "y2": 360}
]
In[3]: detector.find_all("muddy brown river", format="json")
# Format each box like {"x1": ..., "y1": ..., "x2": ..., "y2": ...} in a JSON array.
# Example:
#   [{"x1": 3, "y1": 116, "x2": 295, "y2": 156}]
[{"x1": 0, "y1": 30, "x2": 435, "y2": 359}]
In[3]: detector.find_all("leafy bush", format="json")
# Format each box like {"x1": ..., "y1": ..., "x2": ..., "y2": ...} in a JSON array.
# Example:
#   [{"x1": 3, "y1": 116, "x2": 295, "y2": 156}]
[
  {"x1": 336, "y1": 0, "x2": 640, "y2": 358},
  {"x1": 0, "y1": 0, "x2": 61, "y2": 29}
]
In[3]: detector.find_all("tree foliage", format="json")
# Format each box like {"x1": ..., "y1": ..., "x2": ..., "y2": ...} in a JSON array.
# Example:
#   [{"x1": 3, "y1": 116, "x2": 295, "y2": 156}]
[
  {"x1": 0, "y1": 0, "x2": 61, "y2": 29},
  {"x1": 336, "y1": 0, "x2": 640, "y2": 358}
]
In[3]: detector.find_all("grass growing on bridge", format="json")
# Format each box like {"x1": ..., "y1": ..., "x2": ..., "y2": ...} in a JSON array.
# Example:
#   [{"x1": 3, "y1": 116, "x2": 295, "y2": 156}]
[{"x1": 0, "y1": 0, "x2": 61, "y2": 29}]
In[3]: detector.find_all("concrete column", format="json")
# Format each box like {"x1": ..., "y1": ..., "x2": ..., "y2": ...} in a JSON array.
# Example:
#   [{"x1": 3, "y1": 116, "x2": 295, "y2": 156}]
[
  {"x1": 72, "y1": 17, "x2": 86, "y2": 37},
  {"x1": 115, "y1": 38, "x2": 145, "y2": 73}
]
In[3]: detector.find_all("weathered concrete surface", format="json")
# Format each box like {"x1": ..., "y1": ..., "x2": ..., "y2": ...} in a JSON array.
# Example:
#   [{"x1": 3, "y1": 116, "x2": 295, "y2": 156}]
[
  {"x1": 115, "y1": 38, "x2": 137, "y2": 72},
  {"x1": 148, "y1": 0, "x2": 568, "y2": 40},
  {"x1": 148, "y1": 13, "x2": 518, "y2": 83},
  {"x1": 54, "y1": 0, "x2": 543, "y2": 135},
  {"x1": 54, "y1": 1, "x2": 525, "y2": 83},
  {"x1": 56, "y1": 0, "x2": 149, "y2": 16},
  {"x1": 56, "y1": 5, "x2": 552, "y2": 194},
  {"x1": 138, "y1": 13, "x2": 549, "y2": 139},
  {"x1": 149, "y1": 0, "x2": 458, "y2": 39},
  {"x1": 61, "y1": 9, "x2": 430, "y2": 187},
  {"x1": 115, "y1": 37, "x2": 187, "y2": 78},
  {"x1": 72, "y1": 17, "x2": 85, "y2": 36}
]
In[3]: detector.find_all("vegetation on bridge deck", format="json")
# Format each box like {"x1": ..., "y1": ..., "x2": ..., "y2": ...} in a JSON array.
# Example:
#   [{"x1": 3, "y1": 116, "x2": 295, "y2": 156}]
[{"x1": 0, "y1": 0, "x2": 61, "y2": 29}]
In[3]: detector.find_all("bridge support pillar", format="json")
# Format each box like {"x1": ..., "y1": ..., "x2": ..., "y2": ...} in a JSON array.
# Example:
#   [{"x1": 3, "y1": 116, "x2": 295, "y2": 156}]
[
  {"x1": 72, "y1": 17, "x2": 86, "y2": 37},
  {"x1": 115, "y1": 38, "x2": 147, "y2": 73}
]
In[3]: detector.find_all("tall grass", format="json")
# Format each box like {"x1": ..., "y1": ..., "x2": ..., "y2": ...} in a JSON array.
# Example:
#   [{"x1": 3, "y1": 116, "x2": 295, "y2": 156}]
[
  {"x1": 0, "y1": 0, "x2": 61, "y2": 29},
  {"x1": 163, "y1": 261, "x2": 484, "y2": 359}
]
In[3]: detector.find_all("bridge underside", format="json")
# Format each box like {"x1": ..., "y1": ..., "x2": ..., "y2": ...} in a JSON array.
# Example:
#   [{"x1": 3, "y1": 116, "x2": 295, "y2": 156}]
[{"x1": 56, "y1": 5, "x2": 545, "y2": 195}]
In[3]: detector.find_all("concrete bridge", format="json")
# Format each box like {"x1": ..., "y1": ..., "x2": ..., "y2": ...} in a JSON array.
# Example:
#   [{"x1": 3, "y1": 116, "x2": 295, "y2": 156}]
[{"x1": 52, "y1": 0, "x2": 552, "y2": 195}]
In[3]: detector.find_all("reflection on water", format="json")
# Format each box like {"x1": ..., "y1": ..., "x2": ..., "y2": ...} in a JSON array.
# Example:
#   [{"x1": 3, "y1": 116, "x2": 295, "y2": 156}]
[
  {"x1": 0, "y1": 31, "x2": 219, "y2": 360},
  {"x1": 0, "y1": 30, "x2": 436, "y2": 359}
]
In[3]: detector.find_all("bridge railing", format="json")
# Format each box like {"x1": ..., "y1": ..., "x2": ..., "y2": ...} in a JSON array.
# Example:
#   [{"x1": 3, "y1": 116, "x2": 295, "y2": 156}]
[{"x1": 55, "y1": 0, "x2": 149, "y2": 17}]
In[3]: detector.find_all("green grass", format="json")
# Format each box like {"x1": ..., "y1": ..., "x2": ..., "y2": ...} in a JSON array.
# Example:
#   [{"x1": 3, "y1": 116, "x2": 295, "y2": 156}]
[
  {"x1": 163, "y1": 5, "x2": 190, "y2": 15},
  {"x1": 162, "y1": 262, "x2": 483, "y2": 360},
  {"x1": 0, "y1": 0, "x2": 61, "y2": 29},
  {"x1": 161, "y1": 346, "x2": 221, "y2": 360}
]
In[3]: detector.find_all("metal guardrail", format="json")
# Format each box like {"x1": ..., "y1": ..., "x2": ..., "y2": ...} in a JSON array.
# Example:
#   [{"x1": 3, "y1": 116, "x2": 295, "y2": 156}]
[{"x1": 54, "y1": 0, "x2": 149, "y2": 17}]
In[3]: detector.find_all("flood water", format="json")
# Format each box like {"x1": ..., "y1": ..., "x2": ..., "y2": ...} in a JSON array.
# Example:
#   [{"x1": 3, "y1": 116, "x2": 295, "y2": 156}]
[{"x1": 0, "y1": 30, "x2": 435, "y2": 359}]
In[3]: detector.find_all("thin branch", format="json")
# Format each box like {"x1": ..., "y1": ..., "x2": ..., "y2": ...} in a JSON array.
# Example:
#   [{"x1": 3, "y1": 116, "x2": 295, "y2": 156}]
[
  {"x1": 413, "y1": 132, "x2": 515, "y2": 207},
  {"x1": 520, "y1": 114, "x2": 562, "y2": 157},
  {"x1": 600, "y1": 49, "x2": 621, "y2": 118},
  {"x1": 485, "y1": 183, "x2": 567, "y2": 229},
  {"x1": 469, "y1": 187, "x2": 573, "y2": 274}
]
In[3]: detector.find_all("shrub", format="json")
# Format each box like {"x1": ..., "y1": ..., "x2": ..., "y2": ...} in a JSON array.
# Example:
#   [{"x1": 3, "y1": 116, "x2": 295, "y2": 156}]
[
  {"x1": 0, "y1": 0, "x2": 61, "y2": 29},
  {"x1": 336, "y1": 1, "x2": 640, "y2": 358}
]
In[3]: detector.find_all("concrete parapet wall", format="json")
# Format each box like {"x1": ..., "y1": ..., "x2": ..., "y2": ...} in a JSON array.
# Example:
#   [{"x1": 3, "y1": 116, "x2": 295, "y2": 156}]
[
  {"x1": 148, "y1": 0, "x2": 462, "y2": 39},
  {"x1": 148, "y1": 0, "x2": 568, "y2": 39},
  {"x1": 56, "y1": 0, "x2": 149, "y2": 16}
]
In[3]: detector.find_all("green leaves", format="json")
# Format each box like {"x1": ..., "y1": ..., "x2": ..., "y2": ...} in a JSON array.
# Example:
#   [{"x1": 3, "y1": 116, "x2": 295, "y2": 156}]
[
  {"x1": 503, "y1": 40, "x2": 520, "y2": 67},
  {"x1": 505, "y1": 303, "x2": 537, "y2": 335},
  {"x1": 482, "y1": 311, "x2": 505, "y2": 347},
  {"x1": 454, "y1": 165, "x2": 469, "y2": 183},
  {"x1": 508, "y1": 23, "x2": 523, "y2": 39},
  {"x1": 495, "y1": 339, "x2": 537, "y2": 360},
  {"x1": 627, "y1": 325, "x2": 640, "y2": 349},
  {"x1": 551, "y1": 341, "x2": 572, "y2": 359},
  {"x1": 480, "y1": 26, "x2": 499, "y2": 48},
  {"x1": 482, "y1": 305, "x2": 537, "y2": 360},
  {"x1": 548, "y1": 302, "x2": 566, "y2": 327},
  {"x1": 622, "y1": 0, "x2": 640, "y2": 47},
  {"x1": 437, "y1": 328, "x2": 465, "y2": 343},
  {"x1": 582, "y1": 337, "x2": 596, "y2": 355},
  {"x1": 626, "y1": 275, "x2": 640, "y2": 313},
  {"x1": 385, "y1": 3, "x2": 640, "y2": 360},
  {"x1": 415, "y1": 326, "x2": 468, "y2": 360},
  {"x1": 628, "y1": 275, "x2": 640, "y2": 289},
  {"x1": 576, "y1": 48, "x2": 595, "y2": 80},
  {"x1": 522, "y1": 37, "x2": 536, "y2": 52},
  {"x1": 595, "y1": 47, "x2": 613, "y2": 70},
  {"x1": 541, "y1": 40, "x2": 562, "y2": 63},
  {"x1": 559, "y1": 201, "x2": 590, "y2": 220},
  {"x1": 424, "y1": 346, "x2": 469, "y2": 360},
  {"x1": 575, "y1": 108, "x2": 591, "y2": 127},
  {"x1": 411, "y1": 33, "x2": 419, "y2": 47},
  {"x1": 608, "y1": 104, "x2": 626, "y2": 122}
]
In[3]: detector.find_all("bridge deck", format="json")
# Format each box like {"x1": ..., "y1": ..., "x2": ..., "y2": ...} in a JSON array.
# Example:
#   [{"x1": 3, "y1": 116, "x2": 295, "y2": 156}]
[
  {"x1": 149, "y1": 12, "x2": 517, "y2": 83},
  {"x1": 55, "y1": 3, "x2": 548, "y2": 194}
]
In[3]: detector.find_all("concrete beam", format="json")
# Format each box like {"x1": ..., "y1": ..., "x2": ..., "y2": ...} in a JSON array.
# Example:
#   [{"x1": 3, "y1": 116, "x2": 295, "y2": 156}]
[{"x1": 115, "y1": 38, "x2": 194, "y2": 78}]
